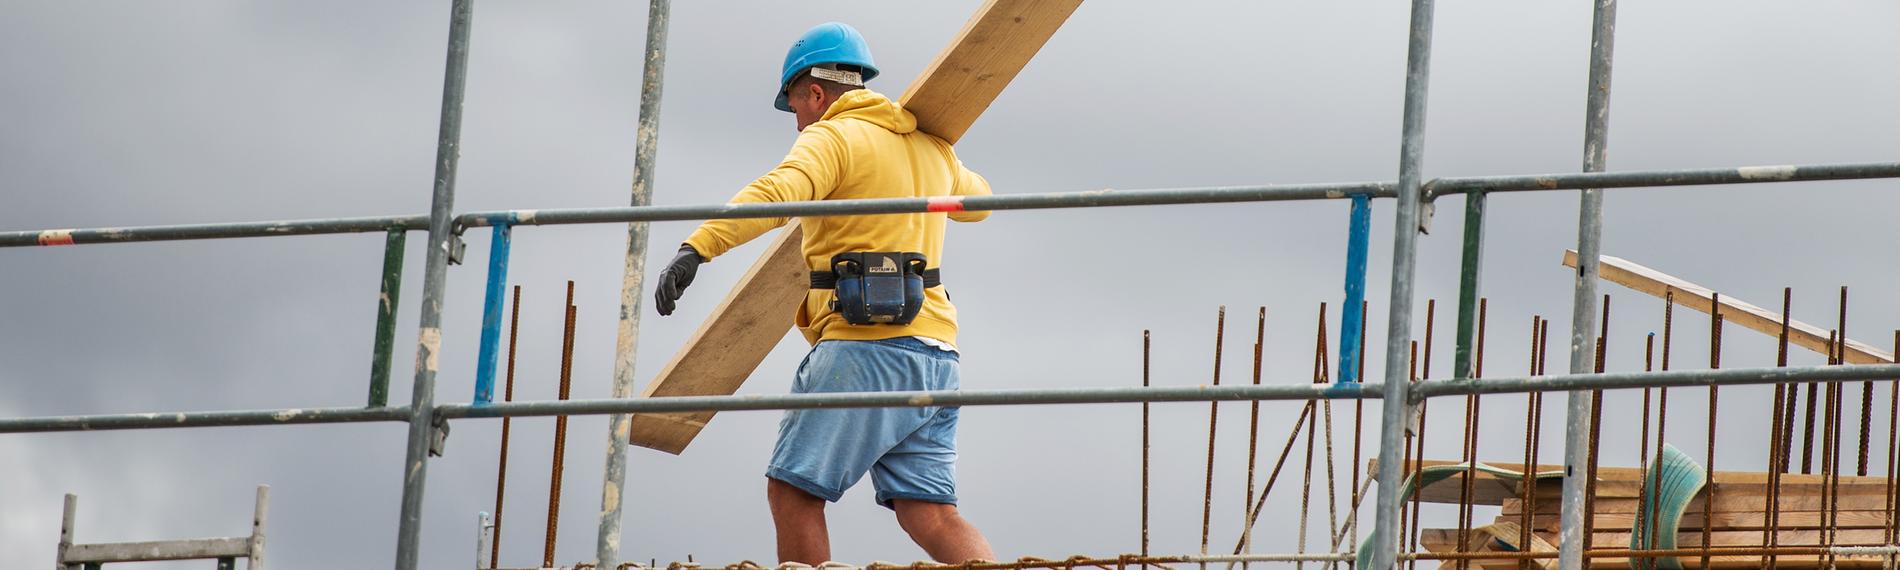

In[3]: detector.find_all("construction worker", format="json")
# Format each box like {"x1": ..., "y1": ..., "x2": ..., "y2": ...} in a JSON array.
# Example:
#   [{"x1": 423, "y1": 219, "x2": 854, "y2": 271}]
[{"x1": 653, "y1": 22, "x2": 995, "y2": 565}]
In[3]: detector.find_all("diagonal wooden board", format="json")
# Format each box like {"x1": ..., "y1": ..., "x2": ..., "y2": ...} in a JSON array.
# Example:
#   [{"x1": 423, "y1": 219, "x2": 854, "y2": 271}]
[
  {"x1": 630, "y1": 0, "x2": 1085, "y2": 454},
  {"x1": 1561, "y1": 250, "x2": 1895, "y2": 364}
]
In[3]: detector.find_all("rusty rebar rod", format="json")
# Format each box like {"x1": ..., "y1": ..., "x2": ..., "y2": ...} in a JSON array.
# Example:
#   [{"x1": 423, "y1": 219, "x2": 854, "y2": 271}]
[
  {"x1": 1200, "y1": 307, "x2": 1225, "y2": 563},
  {"x1": 1700, "y1": 297, "x2": 1721, "y2": 570},
  {"x1": 1297, "y1": 304, "x2": 1322, "y2": 570},
  {"x1": 1762, "y1": 322, "x2": 1787, "y2": 570},
  {"x1": 544, "y1": 281, "x2": 577, "y2": 568},
  {"x1": 1779, "y1": 288, "x2": 1795, "y2": 474},
  {"x1": 1586, "y1": 297, "x2": 1609, "y2": 565},
  {"x1": 1232, "y1": 401, "x2": 1316, "y2": 556},
  {"x1": 1518, "y1": 315, "x2": 1542, "y2": 570},
  {"x1": 1643, "y1": 291, "x2": 1676, "y2": 570},
  {"x1": 1368, "y1": 300, "x2": 1383, "y2": 562},
  {"x1": 492, "y1": 285, "x2": 522, "y2": 570},
  {"x1": 1142, "y1": 330, "x2": 1151, "y2": 569},
  {"x1": 1832, "y1": 290, "x2": 1851, "y2": 568},
  {"x1": 1404, "y1": 301, "x2": 1431, "y2": 570},
  {"x1": 1526, "y1": 318, "x2": 1552, "y2": 566},
  {"x1": 1456, "y1": 300, "x2": 1488, "y2": 558},
  {"x1": 1318, "y1": 394, "x2": 1340, "y2": 569},
  {"x1": 1241, "y1": 310, "x2": 1264, "y2": 562},
  {"x1": 1833, "y1": 331, "x2": 1848, "y2": 567},
  {"x1": 1850, "y1": 288, "x2": 1872, "y2": 478},
  {"x1": 1400, "y1": 340, "x2": 1417, "y2": 570},
  {"x1": 1639, "y1": 332, "x2": 1657, "y2": 570},
  {"x1": 1820, "y1": 330, "x2": 1840, "y2": 568},
  {"x1": 1886, "y1": 331, "x2": 1900, "y2": 550}
]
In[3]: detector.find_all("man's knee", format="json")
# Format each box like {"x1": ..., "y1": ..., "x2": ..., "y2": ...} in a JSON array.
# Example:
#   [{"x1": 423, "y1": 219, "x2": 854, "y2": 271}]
[
  {"x1": 891, "y1": 499, "x2": 961, "y2": 534},
  {"x1": 768, "y1": 477, "x2": 822, "y2": 504}
]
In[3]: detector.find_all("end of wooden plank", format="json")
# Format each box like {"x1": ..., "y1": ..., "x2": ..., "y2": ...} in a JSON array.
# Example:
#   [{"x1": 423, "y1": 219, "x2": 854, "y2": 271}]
[
  {"x1": 1561, "y1": 249, "x2": 1895, "y2": 363},
  {"x1": 628, "y1": 225, "x2": 808, "y2": 454},
  {"x1": 629, "y1": 413, "x2": 712, "y2": 455},
  {"x1": 901, "y1": 0, "x2": 1084, "y2": 143}
]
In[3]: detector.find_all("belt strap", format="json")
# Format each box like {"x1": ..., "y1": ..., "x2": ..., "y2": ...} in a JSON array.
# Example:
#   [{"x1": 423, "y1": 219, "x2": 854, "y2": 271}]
[{"x1": 810, "y1": 268, "x2": 941, "y2": 289}]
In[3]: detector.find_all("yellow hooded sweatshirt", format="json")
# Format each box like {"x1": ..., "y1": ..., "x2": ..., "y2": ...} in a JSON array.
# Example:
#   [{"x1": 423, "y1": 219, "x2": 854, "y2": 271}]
[{"x1": 684, "y1": 89, "x2": 991, "y2": 346}]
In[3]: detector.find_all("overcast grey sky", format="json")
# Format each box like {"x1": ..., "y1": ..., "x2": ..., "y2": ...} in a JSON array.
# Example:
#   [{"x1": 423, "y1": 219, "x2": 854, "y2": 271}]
[{"x1": 3, "y1": 1, "x2": 1898, "y2": 568}]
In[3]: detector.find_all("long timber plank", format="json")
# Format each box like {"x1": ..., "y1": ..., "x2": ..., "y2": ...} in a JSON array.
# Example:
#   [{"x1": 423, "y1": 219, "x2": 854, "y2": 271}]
[
  {"x1": 1492, "y1": 506, "x2": 1897, "y2": 532},
  {"x1": 1562, "y1": 250, "x2": 1894, "y2": 364},
  {"x1": 630, "y1": 0, "x2": 1085, "y2": 454},
  {"x1": 1374, "y1": 458, "x2": 1895, "y2": 487},
  {"x1": 628, "y1": 226, "x2": 807, "y2": 454}
]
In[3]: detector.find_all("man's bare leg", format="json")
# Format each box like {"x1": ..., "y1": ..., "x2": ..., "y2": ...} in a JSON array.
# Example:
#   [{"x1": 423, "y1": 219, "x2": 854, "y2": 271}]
[
  {"x1": 768, "y1": 478, "x2": 831, "y2": 564},
  {"x1": 891, "y1": 500, "x2": 995, "y2": 563}
]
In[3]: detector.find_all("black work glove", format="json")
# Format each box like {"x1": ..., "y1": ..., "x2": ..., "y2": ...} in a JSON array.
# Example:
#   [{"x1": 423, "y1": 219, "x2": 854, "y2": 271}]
[{"x1": 654, "y1": 244, "x2": 705, "y2": 316}]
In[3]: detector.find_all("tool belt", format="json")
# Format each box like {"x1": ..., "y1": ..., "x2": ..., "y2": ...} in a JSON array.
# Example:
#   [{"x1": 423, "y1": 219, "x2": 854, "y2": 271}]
[{"x1": 810, "y1": 252, "x2": 939, "y2": 325}]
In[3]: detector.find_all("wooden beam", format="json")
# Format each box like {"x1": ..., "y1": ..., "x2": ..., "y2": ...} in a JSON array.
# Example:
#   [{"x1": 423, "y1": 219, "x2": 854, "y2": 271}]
[
  {"x1": 630, "y1": 0, "x2": 1085, "y2": 454},
  {"x1": 1371, "y1": 458, "x2": 1892, "y2": 487},
  {"x1": 1562, "y1": 250, "x2": 1894, "y2": 364},
  {"x1": 629, "y1": 227, "x2": 806, "y2": 454}
]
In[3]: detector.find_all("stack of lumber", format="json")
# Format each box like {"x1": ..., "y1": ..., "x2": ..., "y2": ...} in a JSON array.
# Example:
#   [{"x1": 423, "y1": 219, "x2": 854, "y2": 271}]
[{"x1": 1373, "y1": 459, "x2": 1900, "y2": 569}]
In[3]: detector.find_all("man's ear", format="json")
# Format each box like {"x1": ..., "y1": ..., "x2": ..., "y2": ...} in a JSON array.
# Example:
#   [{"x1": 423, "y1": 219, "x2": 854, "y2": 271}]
[{"x1": 805, "y1": 82, "x2": 826, "y2": 106}]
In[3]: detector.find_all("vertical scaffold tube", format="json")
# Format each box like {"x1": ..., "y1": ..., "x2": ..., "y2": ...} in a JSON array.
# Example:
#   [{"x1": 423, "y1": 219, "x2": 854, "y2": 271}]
[
  {"x1": 597, "y1": 1, "x2": 671, "y2": 565},
  {"x1": 1370, "y1": 0, "x2": 1436, "y2": 568},
  {"x1": 474, "y1": 223, "x2": 513, "y2": 404},
  {"x1": 369, "y1": 230, "x2": 407, "y2": 407},
  {"x1": 1340, "y1": 194, "x2": 1371, "y2": 384},
  {"x1": 394, "y1": 0, "x2": 475, "y2": 566},
  {"x1": 1452, "y1": 191, "x2": 1485, "y2": 381},
  {"x1": 1560, "y1": 1, "x2": 1617, "y2": 569}
]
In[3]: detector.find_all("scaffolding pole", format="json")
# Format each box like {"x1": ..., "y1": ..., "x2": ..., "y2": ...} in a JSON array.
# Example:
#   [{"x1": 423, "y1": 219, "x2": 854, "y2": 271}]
[
  {"x1": 597, "y1": 1, "x2": 671, "y2": 565},
  {"x1": 1370, "y1": 0, "x2": 1436, "y2": 568},
  {"x1": 1559, "y1": 2, "x2": 1617, "y2": 568},
  {"x1": 394, "y1": 0, "x2": 475, "y2": 568}
]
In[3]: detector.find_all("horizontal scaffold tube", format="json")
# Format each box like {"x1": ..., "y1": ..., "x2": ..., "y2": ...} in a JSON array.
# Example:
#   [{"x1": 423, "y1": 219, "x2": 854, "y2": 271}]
[
  {"x1": 1423, "y1": 161, "x2": 1900, "y2": 198},
  {"x1": 0, "y1": 215, "x2": 427, "y2": 247},
  {"x1": 6, "y1": 161, "x2": 1895, "y2": 248},
  {"x1": 0, "y1": 406, "x2": 410, "y2": 433},
  {"x1": 454, "y1": 181, "x2": 1398, "y2": 227},
  {"x1": 435, "y1": 382, "x2": 1382, "y2": 419},
  {"x1": 4, "y1": 363, "x2": 1897, "y2": 434},
  {"x1": 1411, "y1": 362, "x2": 1900, "y2": 399}
]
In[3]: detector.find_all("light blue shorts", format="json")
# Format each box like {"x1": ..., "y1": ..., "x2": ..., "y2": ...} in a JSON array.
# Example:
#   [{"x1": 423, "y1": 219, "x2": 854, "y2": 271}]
[{"x1": 766, "y1": 337, "x2": 961, "y2": 509}]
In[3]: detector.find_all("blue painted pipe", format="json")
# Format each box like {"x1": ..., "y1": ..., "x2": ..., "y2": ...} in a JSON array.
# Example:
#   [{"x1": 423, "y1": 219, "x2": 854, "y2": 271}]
[
  {"x1": 1338, "y1": 194, "x2": 1371, "y2": 384},
  {"x1": 473, "y1": 223, "x2": 513, "y2": 405}
]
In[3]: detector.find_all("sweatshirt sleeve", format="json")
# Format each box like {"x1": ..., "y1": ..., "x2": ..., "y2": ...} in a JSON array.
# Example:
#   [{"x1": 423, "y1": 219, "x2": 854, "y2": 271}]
[
  {"x1": 948, "y1": 158, "x2": 992, "y2": 223},
  {"x1": 683, "y1": 124, "x2": 848, "y2": 260}
]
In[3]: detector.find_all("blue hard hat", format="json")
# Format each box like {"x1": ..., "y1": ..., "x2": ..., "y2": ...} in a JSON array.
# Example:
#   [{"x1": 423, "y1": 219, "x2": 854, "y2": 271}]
[{"x1": 775, "y1": 22, "x2": 880, "y2": 112}]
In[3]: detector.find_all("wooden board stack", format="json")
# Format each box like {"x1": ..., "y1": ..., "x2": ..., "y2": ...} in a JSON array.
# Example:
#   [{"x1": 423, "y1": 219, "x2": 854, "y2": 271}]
[{"x1": 1378, "y1": 460, "x2": 1900, "y2": 569}]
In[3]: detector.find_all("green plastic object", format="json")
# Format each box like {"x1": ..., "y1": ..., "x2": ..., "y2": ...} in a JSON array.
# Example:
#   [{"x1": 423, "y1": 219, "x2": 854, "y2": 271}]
[
  {"x1": 1356, "y1": 462, "x2": 1565, "y2": 567},
  {"x1": 1629, "y1": 443, "x2": 1707, "y2": 570}
]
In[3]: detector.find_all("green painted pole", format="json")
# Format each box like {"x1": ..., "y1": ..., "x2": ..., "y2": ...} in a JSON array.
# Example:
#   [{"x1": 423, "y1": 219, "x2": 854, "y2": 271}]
[
  {"x1": 1452, "y1": 190, "x2": 1486, "y2": 380},
  {"x1": 369, "y1": 230, "x2": 407, "y2": 407}
]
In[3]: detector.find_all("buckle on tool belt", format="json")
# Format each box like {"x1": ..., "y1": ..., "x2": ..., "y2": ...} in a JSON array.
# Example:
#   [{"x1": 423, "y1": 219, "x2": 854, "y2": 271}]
[{"x1": 814, "y1": 252, "x2": 932, "y2": 325}]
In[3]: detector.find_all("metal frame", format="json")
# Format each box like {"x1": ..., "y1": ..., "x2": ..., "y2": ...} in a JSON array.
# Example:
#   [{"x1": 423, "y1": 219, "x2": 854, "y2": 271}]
[
  {"x1": 57, "y1": 486, "x2": 269, "y2": 569},
  {"x1": 5, "y1": 2, "x2": 1893, "y2": 569}
]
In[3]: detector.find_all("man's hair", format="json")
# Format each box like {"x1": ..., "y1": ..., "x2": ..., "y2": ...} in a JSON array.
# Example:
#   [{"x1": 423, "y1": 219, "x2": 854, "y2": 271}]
[{"x1": 789, "y1": 64, "x2": 866, "y2": 101}]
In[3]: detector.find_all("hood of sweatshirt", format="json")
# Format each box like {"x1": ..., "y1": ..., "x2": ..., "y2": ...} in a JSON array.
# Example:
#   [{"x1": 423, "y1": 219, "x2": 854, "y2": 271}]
[{"x1": 819, "y1": 89, "x2": 917, "y2": 134}]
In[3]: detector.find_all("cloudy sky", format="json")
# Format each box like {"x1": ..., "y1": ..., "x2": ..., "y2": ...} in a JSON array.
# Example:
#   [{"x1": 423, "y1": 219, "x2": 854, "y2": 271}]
[{"x1": 3, "y1": 1, "x2": 1898, "y2": 568}]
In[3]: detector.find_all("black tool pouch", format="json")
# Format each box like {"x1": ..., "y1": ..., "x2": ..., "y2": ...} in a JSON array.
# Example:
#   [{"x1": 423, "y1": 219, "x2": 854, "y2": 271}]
[{"x1": 816, "y1": 252, "x2": 932, "y2": 325}]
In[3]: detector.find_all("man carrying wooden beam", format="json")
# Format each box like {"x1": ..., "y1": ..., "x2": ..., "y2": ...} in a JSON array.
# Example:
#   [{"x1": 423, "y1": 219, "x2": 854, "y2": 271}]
[{"x1": 653, "y1": 22, "x2": 994, "y2": 565}]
